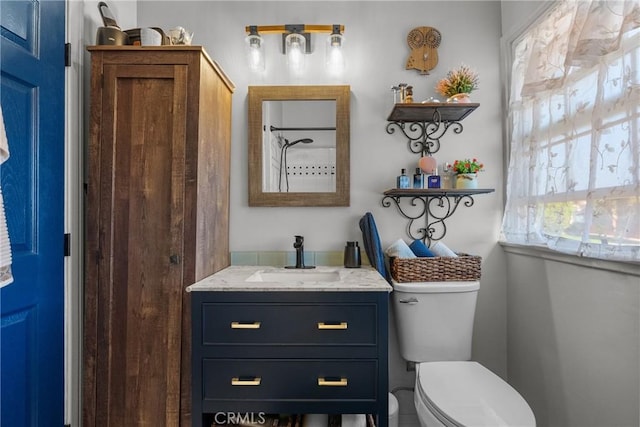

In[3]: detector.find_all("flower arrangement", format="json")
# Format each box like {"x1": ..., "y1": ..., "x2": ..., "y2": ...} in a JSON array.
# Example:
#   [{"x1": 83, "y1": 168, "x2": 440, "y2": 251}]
[
  {"x1": 436, "y1": 64, "x2": 479, "y2": 97},
  {"x1": 453, "y1": 158, "x2": 484, "y2": 174}
]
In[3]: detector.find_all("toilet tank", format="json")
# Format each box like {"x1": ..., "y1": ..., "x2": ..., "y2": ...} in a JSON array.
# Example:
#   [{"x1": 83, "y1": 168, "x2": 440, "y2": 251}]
[{"x1": 392, "y1": 281, "x2": 479, "y2": 362}]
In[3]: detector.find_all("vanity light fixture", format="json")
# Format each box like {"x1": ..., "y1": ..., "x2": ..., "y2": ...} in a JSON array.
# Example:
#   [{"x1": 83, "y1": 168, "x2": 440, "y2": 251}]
[{"x1": 244, "y1": 24, "x2": 345, "y2": 75}]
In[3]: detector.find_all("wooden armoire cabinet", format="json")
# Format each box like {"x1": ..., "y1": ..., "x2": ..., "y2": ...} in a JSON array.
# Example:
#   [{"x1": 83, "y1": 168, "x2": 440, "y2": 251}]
[{"x1": 83, "y1": 46, "x2": 235, "y2": 427}]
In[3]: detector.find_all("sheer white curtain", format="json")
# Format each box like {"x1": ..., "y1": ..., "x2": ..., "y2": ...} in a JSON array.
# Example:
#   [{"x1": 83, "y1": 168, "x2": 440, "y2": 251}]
[{"x1": 501, "y1": 0, "x2": 640, "y2": 261}]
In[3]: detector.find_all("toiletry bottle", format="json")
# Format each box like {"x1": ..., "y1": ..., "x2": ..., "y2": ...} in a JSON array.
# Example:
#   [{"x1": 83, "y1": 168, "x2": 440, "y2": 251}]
[
  {"x1": 398, "y1": 83, "x2": 408, "y2": 103},
  {"x1": 441, "y1": 163, "x2": 452, "y2": 189},
  {"x1": 344, "y1": 241, "x2": 361, "y2": 268},
  {"x1": 405, "y1": 86, "x2": 414, "y2": 103},
  {"x1": 397, "y1": 168, "x2": 410, "y2": 189},
  {"x1": 428, "y1": 168, "x2": 441, "y2": 188},
  {"x1": 413, "y1": 167, "x2": 424, "y2": 189},
  {"x1": 391, "y1": 86, "x2": 400, "y2": 104}
]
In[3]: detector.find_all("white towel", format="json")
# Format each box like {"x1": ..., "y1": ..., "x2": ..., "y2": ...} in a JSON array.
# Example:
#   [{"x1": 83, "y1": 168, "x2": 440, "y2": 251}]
[
  {"x1": 385, "y1": 239, "x2": 417, "y2": 258},
  {"x1": 431, "y1": 240, "x2": 458, "y2": 258},
  {"x1": 0, "y1": 104, "x2": 13, "y2": 287}
]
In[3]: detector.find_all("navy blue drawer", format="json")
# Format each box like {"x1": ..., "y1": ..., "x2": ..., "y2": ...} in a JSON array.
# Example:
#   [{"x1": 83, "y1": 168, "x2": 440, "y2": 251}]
[
  {"x1": 202, "y1": 359, "x2": 377, "y2": 401},
  {"x1": 200, "y1": 303, "x2": 377, "y2": 346}
]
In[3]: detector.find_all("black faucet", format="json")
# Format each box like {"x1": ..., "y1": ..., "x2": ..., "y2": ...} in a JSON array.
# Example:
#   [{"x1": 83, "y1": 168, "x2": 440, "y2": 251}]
[
  {"x1": 285, "y1": 235, "x2": 315, "y2": 269},
  {"x1": 293, "y1": 235, "x2": 305, "y2": 268}
]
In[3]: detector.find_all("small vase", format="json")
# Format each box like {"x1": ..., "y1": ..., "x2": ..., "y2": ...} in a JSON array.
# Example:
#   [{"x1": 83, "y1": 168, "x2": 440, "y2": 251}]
[
  {"x1": 446, "y1": 93, "x2": 471, "y2": 103},
  {"x1": 455, "y1": 173, "x2": 478, "y2": 189}
]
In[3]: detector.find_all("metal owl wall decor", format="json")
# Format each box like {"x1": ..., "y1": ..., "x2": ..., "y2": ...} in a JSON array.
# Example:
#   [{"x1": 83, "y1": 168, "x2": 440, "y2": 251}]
[{"x1": 406, "y1": 26, "x2": 442, "y2": 75}]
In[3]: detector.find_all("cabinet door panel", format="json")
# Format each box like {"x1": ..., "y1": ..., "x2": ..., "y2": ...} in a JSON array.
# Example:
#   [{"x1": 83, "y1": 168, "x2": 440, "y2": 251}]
[
  {"x1": 95, "y1": 64, "x2": 187, "y2": 426},
  {"x1": 201, "y1": 303, "x2": 377, "y2": 345},
  {"x1": 202, "y1": 359, "x2": 378, "y2": 401}
]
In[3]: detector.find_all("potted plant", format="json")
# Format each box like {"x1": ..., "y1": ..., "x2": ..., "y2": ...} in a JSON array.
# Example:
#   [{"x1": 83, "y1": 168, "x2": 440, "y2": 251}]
[
  {"x1": 453, "y1": 158, "x2": 483, "y2": 189},
  {"x1": 436, "y1": 64, "x2": 479, "y2": 103}
]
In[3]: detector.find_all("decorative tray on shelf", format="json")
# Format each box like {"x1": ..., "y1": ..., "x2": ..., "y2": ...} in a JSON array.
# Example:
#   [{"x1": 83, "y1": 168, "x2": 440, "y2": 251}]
[
  {"x1": 383, "y1": 188, "x2": 494, "y2": 197},
  {"x1": 387, "y1": 103, "x2": 480, "y2": 123}
]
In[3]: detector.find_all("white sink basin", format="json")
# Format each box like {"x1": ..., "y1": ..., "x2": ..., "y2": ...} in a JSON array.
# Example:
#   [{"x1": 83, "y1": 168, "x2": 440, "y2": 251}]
[{"x1": 246, "y1": 270, "x2": 341, "y2": 283}]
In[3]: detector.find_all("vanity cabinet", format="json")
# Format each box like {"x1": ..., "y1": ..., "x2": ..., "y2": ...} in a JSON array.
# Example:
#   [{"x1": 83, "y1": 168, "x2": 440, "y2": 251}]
[
  {"x1": 191, "y1": 291, "x2": 389, "y2": 426},
  {"x1": 83, "y1": 46, "x2": 234, "y2": 427}
]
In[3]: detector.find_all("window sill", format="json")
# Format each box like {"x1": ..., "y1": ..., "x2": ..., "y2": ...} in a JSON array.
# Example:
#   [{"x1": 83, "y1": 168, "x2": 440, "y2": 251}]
[{"x1": 499, "y1": 241, "x2": 640, "y2": 277}]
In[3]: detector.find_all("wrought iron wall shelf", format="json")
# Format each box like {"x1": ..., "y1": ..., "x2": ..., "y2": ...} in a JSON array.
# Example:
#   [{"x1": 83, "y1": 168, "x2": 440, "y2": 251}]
[
  {"x1": 386, "y1": 103, "x2": 479, "y2": 155},
  {"x1": 383, "y1": 102, "x2": 489, "y2": 244},
  {"x1": 382, "y1": 188, "x2": 495, "y2": 246}
]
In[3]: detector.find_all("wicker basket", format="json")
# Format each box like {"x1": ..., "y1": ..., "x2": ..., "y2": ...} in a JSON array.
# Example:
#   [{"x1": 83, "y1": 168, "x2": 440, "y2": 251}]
[{"x1": 390, "y1": 254, "x2": 481, "y2": 282}]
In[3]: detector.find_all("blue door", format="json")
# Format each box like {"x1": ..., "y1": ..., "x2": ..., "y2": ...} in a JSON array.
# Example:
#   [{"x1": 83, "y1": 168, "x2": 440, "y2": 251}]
[{"x1": 0, "y1": 1, "x2": 65, "y2": 425}]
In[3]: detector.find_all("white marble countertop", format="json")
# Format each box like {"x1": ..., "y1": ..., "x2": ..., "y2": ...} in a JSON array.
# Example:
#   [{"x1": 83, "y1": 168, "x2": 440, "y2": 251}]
[{"x1": 187, "y1": 265, "x2": 392, "y2": 292}]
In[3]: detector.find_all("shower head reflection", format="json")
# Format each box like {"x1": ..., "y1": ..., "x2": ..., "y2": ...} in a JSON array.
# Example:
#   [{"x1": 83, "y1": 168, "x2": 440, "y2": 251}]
[
  {"x1": 279, "y1": 138, "x2": 314, "y2": 192},
  {"x1": 285, "y1": 138, "x2": 314, "y2": 148}
]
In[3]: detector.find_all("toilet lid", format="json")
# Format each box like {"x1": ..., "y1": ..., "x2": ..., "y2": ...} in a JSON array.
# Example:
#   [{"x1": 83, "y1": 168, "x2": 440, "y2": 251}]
[{"x1": 417, "y1": 361, "x2": 535, "y2": 427}]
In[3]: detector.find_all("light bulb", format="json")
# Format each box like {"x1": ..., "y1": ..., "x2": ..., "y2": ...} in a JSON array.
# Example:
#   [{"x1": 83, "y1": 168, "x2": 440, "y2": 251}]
[
  {"x1": 285, "y1": 33, "x2": 306, "y2": 75},
  {"x1": 325, "y1": 33, "x2": 344, "y2": 76},
  {"x1": 245, "y1": 34, "x2": 265, "y2": 72}
]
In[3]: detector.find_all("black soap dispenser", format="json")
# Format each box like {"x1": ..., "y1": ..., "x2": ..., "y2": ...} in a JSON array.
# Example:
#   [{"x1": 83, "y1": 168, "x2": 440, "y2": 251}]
[{"x1": 344, "y1": 241, "x2": 361, "y2": 268}]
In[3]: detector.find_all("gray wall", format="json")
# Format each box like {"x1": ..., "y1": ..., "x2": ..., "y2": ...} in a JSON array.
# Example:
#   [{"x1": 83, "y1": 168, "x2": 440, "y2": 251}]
[
  {"x1": 138, "y1": 0, "x2": 507, "y2": 392},
  {"x1": 504, "y1": 247, "x2": 639, "y2": 427},
  {"x1": 501, "y1": 2, "x2": 640, "y2": 426}
]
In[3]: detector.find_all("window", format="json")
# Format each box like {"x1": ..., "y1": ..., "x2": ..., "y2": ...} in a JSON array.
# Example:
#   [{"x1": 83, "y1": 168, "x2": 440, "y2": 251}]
[{"x1": 501, "y1": 0, "x2": 640, "y2": 262}]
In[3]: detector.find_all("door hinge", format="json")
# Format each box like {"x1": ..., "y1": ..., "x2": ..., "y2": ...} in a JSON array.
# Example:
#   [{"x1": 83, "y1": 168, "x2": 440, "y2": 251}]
[
  {"x1": 64, "y1": 233, "x2": 71, "y2": 257},
  {"x1": 64, "y1": 43, "x2": 71, "y2": 67}
]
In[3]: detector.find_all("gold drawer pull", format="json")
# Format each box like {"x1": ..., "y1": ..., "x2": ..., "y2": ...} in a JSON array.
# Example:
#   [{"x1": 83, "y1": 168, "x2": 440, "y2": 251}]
[
  {"x1": 231, "y1": 321, "x2": 261, "y2": 329},
  {"x1": 317, "y1": 322, "x2": 347, "y2": 330},
  {"x1": 231, "y1": 377, "x2": 261, "y2": 386},
  {"x1": 318, "y1": 377, "x2": 348, "y2": 387}
]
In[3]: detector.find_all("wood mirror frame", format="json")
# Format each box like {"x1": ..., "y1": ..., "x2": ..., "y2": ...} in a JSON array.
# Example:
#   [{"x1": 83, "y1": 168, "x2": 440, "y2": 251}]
[{"x1": 248, "y1": 85, "x2": 350, "y2": 207}]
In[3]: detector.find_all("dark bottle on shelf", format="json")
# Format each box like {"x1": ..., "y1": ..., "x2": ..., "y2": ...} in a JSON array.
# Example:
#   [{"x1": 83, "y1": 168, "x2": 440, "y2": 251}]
[{"x1": 413, "y1": 168, "x2": 424, "y2": 189}]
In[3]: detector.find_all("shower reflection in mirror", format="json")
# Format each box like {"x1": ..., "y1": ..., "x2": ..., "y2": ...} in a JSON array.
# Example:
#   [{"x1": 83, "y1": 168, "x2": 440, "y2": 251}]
[
  {"x1": 262, "y1": 100, "x2": 337, "y2": 193},
  {"x1": 277, "y1": 137, "x2": 314, "y2": 191}
]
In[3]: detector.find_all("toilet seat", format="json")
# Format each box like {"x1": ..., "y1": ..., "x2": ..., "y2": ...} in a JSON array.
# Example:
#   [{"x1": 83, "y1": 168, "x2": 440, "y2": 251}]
[{"x1": 416, "y1": 361, "x2": 535, "y2": 427}]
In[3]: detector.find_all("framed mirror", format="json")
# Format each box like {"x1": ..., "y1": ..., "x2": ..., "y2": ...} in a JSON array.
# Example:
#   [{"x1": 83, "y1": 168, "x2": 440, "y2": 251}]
[{"x1": 248, "y1": 85, "x2": 350, "y2": 207}]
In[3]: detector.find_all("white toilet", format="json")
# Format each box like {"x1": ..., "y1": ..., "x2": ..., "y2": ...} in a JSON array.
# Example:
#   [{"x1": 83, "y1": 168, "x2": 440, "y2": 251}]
[{"x1": 392, "y1": 281, "x2": 536, "y2": 427}]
